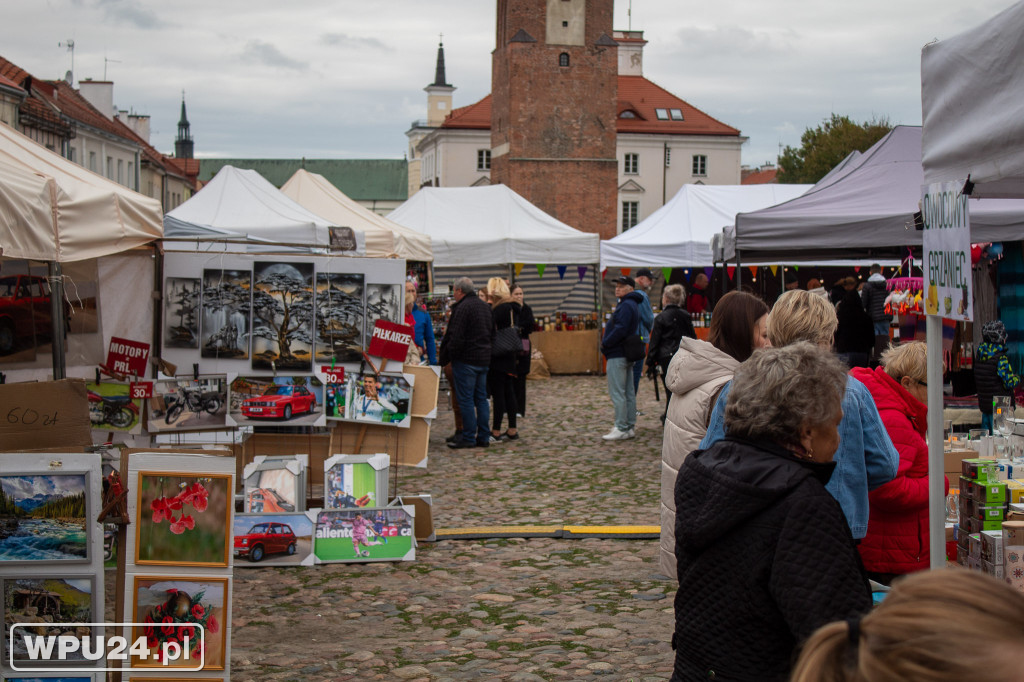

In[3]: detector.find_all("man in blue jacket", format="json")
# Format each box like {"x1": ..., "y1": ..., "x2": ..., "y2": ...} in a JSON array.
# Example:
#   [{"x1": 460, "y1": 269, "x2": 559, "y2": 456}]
[
  {"x1": 601, "y1": 275, "x2": 645, "y2": 440},
  {"x1": 632, "y1": 268, "x2": 656, "y2": 395}
]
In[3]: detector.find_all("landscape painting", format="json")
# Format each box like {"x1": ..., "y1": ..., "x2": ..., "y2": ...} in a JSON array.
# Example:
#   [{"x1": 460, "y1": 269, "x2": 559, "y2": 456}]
[
  {"x1": 201, "y1": 269, "x2": 251, "y2": 359},
  {"x1": 135, "y1": 472, "x2": 231, "y2": 567},
  {"x1": 314, "y1": 272, "x2": 364, "y2": 363},
  {"x1": 365, "y1": 283, "x2": 400, "y2": 328},
  {"x1": 2, "y1": 577, "x2": 95, "y2": 662},
  {"x1": 0, "y1": 474, "x2": 89, "y2": 563},
  {"x1": 164, "y1": 277, "x2": 201, "y2": 349},
  {"x1": 252, "y1": 261, "x2": 314, "y2": 371}
]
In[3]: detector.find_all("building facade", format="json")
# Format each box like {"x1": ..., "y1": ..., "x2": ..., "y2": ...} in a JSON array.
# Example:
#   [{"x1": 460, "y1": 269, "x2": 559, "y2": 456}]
[{"x1": 408, "y1": 12, "x2": 746, "y2": 237}]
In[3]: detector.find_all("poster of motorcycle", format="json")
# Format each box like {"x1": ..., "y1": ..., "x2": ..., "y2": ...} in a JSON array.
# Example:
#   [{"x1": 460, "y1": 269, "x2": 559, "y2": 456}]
[
  {"x1": 146, "y1": 375, "x2": 228, "y2": 433},
  {"x1": 84, "y1": 381, "x2": 143, "y2": 433}
]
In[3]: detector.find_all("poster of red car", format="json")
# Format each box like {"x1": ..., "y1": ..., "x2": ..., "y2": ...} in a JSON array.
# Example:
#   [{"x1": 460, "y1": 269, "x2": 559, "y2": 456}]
[{"x1": 228, "y1": 375, "x2": 324, "y2": 427}]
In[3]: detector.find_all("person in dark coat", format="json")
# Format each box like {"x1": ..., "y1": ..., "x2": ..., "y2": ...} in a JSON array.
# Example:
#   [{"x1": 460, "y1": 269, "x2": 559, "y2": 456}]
[
  {"x1": 645, "y1": 283, "x2": 696, "y2": 423},
  {"x1": 511, "y1": 284, "x2": 534, "y2": 418},
  {"x1": 834, "y1": 278, "x2": 874, "y2": 368},
  {"x1": 672, "y1": 342, "x2": 872, "y2": 682},
  {"x1": 975, "y1": 320, "x2": 1020, "y2": 433},
  {"x1": 486, "y1": 277, "x2": 521, "y2": 441},
  {"x1": 601, "y1": 276, "x2": 644, "y2": 440},
  {"x1": 439, "y1": 277, "x2": 494, "y2": 449}
]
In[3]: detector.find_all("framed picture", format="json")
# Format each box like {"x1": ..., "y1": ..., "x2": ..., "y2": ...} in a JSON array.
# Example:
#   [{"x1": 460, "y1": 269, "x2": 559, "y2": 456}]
[
  {"x1": 232, "y1": 511, "x2": 315, "y2": 567},
  {"x1": 327, "y1": 371, "x2": 413, "y2": 427},
  {"x1": 252, "y1": 261, "x2": 314, "y2": 372},
  {"x1": 164, "y1": 277, "x2": 201, "y2": 349},
  {"x1": 135, "y1": 472, "x2": 231, "y2": 567},
  {"x1": 242, "y1": 455, "x2": 307, "y2": 513},
  {"x1": 200, "y1": 268, "x2": 251, "y2": 360},
  {"x1": 84, "y1": 381, "x2": 142, "y2": 433},
  {"x1": 0, "y1": 473, "x2": 90, "y2": 564},
  {"x1": 147, "y1": 375, "x2": 228, "y2": 433},
  {"x1": 131, "y1": 576, "x2": 228, "y2": 670},
  {"x1": 314, "y1": 272, "x2": 364, "y2": 363},
  {"x1": 228, "y1": 375, "x2": 323, "y2": 427},
  {"x1": 324, "y1": 454, "x2": 389, "y2": 510},
  {"x1": 4, "y1": 674, "x2": 99, "y2": 681},
  {"x1": 314, "y1": 506, "x2": 414, "y2": 563},
  {"x1": 2, "y1": 576, "x2": 97, "y2": 663},
  {"x1": 365, "y1": 283, "x2": 400, "y2": 328}
]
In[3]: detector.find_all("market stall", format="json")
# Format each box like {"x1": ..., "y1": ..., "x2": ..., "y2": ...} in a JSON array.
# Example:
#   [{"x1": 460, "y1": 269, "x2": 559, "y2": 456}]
[{"x1": 389, "y1": 185, "x2": 602, "y2": 373}]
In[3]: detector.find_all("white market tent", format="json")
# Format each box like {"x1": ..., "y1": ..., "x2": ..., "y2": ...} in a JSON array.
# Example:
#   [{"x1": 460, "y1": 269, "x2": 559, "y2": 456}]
[
  {"x1": 280, "y1": 169, "x2": 432, "y2": 262},
  {"x1": 0, "y1": 121, "x2": 162, "y2": 262},
  {"x1": 387, "y1": 185, "x2": 599, "y2": 267},
  {"x1": 599, "y1": 184, "x2": 811, "y2": 269},
  {"x1": 725, "y1": 126, "x2": 1024, "y2": 262},
  {"x1": 922, "y1": 0, "x2": 1024, "y2": 199},
  {"x1": 164, "y1": 165, "x2": 363, "y2": 253}
]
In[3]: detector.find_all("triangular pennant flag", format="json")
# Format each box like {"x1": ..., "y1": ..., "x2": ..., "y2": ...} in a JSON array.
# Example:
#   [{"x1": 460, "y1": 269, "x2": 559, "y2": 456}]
[
  {"x1": 514, "y1": 263, "x2": 524, "y2": 277},
  {"x1": 769, "y1": 265, "x2": 778, "y2": 276},
  {"x1": 793, "y1": 265, "x2": 799, "y2": 271},
  {"x1": 621, "y1": 268, "x2": 631, "y2": 277},
  {"x1": 854, "y1": 266, "x2": 861, "y2": 273},
  {"x1": 704, "y1": 267, "x2": 714, "y2": 281},
  {"x1": 601, "y1": 268, "x2": 608, "y2": 279},
  {"x1": 748, "y1": 266, "x2": 757, "y2": 278},
  {"x1": 661, "y1": 267, "x2": 672, "y2": 283},
  {"x1": 557, "y1": 265, "x2": 567, "y2": 280},
  {"x1": 536, "y1": 264, "x2": 546, "y2": 278},
  {"x1": 726, "y1": 266, "x2": 735, "y2": 281},
  {"x1": 578, "y1": 266, "x2": 588, "y2": 282}
]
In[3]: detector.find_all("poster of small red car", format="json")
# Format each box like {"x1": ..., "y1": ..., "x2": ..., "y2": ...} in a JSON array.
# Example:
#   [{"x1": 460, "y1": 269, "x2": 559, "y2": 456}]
[{"x1": 241, "y1": 384, "x2": 316, "y2": 420}]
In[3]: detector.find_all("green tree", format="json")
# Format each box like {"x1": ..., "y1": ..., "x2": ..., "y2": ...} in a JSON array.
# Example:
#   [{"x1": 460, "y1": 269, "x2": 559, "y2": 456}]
[{"x1": 778, "y1": 114, "x2": 892, "y2": 184}]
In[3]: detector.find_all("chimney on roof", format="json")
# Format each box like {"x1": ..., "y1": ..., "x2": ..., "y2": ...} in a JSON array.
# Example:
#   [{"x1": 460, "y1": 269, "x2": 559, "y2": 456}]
[
  {"x1": 424, "y1": 38, "x2": 455, "y2": 127},
  {"x1": 117, "y1": 109, "x2": 152, "y2": 143},
  {"x1": 613, "y1": 30, "x2": 646, "y2": 76},
  {"x1": 78, "y1": 79, "x2": 115, "y2": 119}
]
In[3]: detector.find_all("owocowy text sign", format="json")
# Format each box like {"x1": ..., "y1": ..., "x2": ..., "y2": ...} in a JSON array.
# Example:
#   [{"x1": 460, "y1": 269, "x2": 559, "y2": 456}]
[{"x1": 921, "y1": 181, "x2": 972, "y2": 321}]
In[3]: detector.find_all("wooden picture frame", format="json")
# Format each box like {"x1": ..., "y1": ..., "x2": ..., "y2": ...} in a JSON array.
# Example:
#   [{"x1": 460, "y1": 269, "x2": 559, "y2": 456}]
[
  {"x1": 130, "y1": 575, "x2": 229, "y2": 670},
  {"x1": 134, "y1": 472, "x2": 231, "y2": 567},
  {"x1": 1, "y1": 575, "x2": 98, "y2": 664},
  {"x1": 0, "y1": 471, "x2": 92, "y2": 565}
]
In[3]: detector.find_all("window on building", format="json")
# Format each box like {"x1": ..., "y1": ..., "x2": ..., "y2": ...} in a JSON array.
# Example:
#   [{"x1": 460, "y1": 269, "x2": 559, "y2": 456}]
[
  {"x1": 559, "y1": 52, "x2": 570, "y2": 67},
  {"x1": 68, "y1": 147, "x2": 75, "y2": 162},
  {"x1": 664, "y1": 147, "x2": 671, "y2": 167},
  {"x1": 89, "y1": 151, "x2": 97, "y2": 172},
  {"x1": 619, "y1": 110, "x2": 637, "y2": 119},
  {"x1": 106, "y1": 157, "x2": 113, "y2": 179},
  {"x1": 477, "y1": 149, "x2": 491, "y2": 171},
  {"x1": 623, "y1": 153, "x2": 638, "y2": 175},
  {"x1": 670, "y1": 108, "x2": 684, "y2": 120},
  {"x1": 692, "y1": 154, "x2": 707, "y2": 177},
  {"x1": 117, "y1": 159, "x2": 124, "y2": 184},
  {"x1": 128, "y1": 162, "x2": 134, "y2": 186},
  {"x1": 622, "y1": 201, "x2": 639, "y2": 230},
  {"x1": 655, "y1": 108, "x2": 669, "y2": 120}
]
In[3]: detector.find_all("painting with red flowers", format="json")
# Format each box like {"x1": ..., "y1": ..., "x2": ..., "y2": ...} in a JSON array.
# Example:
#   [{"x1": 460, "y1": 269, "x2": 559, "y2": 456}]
[
  {"x1": 131, "y1": 576, "x2": 228, "y2": 670},
  {"x1": 135, "y1": 473, "x2": 231, "y2": 567}
]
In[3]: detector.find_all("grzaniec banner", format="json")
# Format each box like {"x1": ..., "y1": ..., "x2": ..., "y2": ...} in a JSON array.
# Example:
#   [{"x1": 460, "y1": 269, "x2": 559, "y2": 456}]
[{"x1": 921, "y1": 181, "x2": 972, "y2": 321}]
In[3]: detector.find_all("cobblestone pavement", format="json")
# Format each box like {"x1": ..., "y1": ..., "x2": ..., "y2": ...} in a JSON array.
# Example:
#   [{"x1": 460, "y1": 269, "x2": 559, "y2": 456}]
[{"x1": 121, "y1": 375, "x2": 677, "y2": 681}]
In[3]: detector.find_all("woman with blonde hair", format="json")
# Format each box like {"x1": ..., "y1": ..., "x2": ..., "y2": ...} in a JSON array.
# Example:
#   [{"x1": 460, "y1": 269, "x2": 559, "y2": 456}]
[
  {"x1": 850, "y1": 342, "x2": 947, "y2": 584},
  {"x1": 701, "y1": 289, "x2": 898, "y2": 544},
  {"x1": 792, "y1": 569, "x2": 1024, "y2": 682},
  {"x1": 671, "y1": 343, "x2": 871, "y2": 681},
  {"x1": 487, "y1": 277, "x2": 521, "y2": 441}
]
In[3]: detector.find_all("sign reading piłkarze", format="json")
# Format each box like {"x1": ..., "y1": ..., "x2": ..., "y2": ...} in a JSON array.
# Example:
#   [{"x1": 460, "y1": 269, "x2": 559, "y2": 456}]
[
  {"x1": 922, "y1": 181, "x2": 972, "y2": 321},
  {"x1": 367, "y1": 320, "x2": 414, "y2": 362}
]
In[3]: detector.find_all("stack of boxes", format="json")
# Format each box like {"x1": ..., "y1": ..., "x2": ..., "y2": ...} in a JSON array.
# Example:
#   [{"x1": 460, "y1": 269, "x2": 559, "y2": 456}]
[{"x1": 956, "y1": 458, "x2": 1024, "y2": 591}]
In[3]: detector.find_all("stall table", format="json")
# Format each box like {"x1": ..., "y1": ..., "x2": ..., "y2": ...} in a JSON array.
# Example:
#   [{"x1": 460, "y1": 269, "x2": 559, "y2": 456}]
[{"x1": 530, "y1": 329, "x2": 601, "y2": 374}]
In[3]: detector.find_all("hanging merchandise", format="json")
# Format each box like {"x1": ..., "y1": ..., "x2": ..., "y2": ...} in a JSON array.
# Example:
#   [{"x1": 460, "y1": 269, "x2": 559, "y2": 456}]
[{"x1": 885, "y1": 277, "x2": 925, "y2": 316}]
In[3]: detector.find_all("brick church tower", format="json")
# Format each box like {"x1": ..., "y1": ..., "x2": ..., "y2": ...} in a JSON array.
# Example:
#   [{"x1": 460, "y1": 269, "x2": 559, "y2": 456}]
[{"x1": 490, "y1": 0, "x2": 619, "y2": 239}]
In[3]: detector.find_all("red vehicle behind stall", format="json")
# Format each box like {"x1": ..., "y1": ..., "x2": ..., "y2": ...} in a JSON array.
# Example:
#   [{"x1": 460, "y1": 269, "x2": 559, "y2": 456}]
[{"x1": 0, "y1": 274, "x2": 54, "y2": 354}]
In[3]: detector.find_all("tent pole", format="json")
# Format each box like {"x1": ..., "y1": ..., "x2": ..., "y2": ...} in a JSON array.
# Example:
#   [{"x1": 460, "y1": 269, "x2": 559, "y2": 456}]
[
  {"x1": 736, "y1": 250, "x2": 743, "y2": 291},
  {"x1": 48, "y1": 261, "x2": 66, "y2": 380},
  {"x1": 926, "y1": 315, "x2": 945, "y2": 569}
]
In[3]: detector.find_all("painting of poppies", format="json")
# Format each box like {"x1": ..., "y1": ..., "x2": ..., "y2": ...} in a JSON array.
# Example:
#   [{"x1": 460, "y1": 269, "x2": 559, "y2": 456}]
[
  {"x1": 135, "y1": 473, "x2": 231, "y2": 567},
  {"x1": 131, "y1": 576, "x2": 228, "y2": 670}
]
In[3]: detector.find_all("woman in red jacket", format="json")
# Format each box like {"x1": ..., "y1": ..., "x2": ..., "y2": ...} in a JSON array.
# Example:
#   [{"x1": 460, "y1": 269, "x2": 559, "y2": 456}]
[{"x1": 850, "y1": 341, "x2": 946, "y2": 585}]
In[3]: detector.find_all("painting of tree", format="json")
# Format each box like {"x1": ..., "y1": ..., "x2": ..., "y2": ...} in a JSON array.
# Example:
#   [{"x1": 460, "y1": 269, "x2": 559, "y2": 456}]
[
  {"x1": 164, "y1": 277, "x2": 200, "y2": 349},
  {"x1": 201, "y1": 269, "x2": 251, "y2": 359},
  {"x1": 366, "y1": 283, "x2": 399, "y2": 330},
  {"x1": 315, "y1": 273, "x2": 364, "y2": 362},
  {"x1": 251, "y1": 262, "x2": 314, "y2": 371}
]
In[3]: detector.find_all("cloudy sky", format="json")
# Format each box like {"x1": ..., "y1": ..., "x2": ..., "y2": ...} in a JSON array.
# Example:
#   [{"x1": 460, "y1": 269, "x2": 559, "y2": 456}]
[{"x1": 2, "y1": 0, "x2": 1013, "y2": 167}]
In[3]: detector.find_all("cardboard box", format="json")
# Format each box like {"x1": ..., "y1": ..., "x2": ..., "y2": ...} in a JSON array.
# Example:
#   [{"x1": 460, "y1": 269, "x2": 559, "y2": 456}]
[
  {"x1": 973, "y1": 481, "x2": 1008, "y2": 505},
  {"x1": 981, "y1": 530, "x2": 1004, "y2": 564},
  {"x1": 969, "y1": 532, "x2": 983, "y2": 559},
  {"x1": 975, "y1": 505, "x2": 1007, "y2": 523},
  {"x1": 1007, "y1": 479, "x2": 1024, "y2": 504},
  {"x1": 982, "y1": 559, "x2": 1005, "y2": 578},
  {"x1": 957, "y1": 545, "x2": 969, "y2": 565},
  {"x1": 947, "y1": 449, "x2": 976, "y2": 478},
  {"x1": 963, "y1": 458, "x2": 997, "y2": 482},
  {"x1": 0, "y1": 378, "x2": 92, "y2": 451},
  {"x1": 959, "y1": 475, "x2": 976, "y2": 499},
  {"x1": 967, "y1": 517, "x2": 1004, "y2": 533}
]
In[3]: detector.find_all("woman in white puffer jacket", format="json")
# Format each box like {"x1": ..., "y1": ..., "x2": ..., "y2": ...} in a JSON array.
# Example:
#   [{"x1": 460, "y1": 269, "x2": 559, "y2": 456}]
[{"x1": 659, "y1": 291, "x2": 770, "y2": 578}]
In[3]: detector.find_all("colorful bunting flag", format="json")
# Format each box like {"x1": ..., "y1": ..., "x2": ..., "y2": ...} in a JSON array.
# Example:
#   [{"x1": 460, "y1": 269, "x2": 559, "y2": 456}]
[
  {"x1": 536, "y1": 264, "x2": 546, "y2": 278},
  {"x1": 621, "y1": 268, "x2": 631, "y2": 277},
  {"x1": 748, "y1": 266, "x2": 757, "y2": 278},
  {"x1": 704, "y1": 267, "x2": 714, "y2": 281},
  {"x1": 557, "y1": 265, "x2": 567, "y2": 280},
  {"x1": 726, "y1": 266, "x2": 735, "y2": 281},
  {"x1": 578, "y1": 266, "x2": 588, "y2": 282},
  {"x1": 661, "y1": 267, "x2": 672, "y2": 283},
  {"x1": 601, "y1": 268, "x2": 608, "y2": 279},
  {"x1": 514, "y1": 263, "x2": 524, "y2": 277},
  {"x1": 769, "y1": 265, "x2": 778, "y2": 276}
]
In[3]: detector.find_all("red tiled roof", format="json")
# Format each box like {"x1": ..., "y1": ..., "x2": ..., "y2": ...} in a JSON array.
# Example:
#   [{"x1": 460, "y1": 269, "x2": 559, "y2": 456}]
[
  {"x1": 42, "y1": 80, "x2": 135, "y2": 143},
  {"x1": 0, "y1": 73, "x2": 23, "y2": 93},
  {"x1": 441, "y1": 76, "x2": 740, "y2": 137},
  {"x1": 0, "y1": 56, "x2": 30, "y2": 87},
  {"x1": 741, "y1": 168, "x2": 778, "y2": 184},
  {"x1": 165, "y1": 157, "x2": 200, "y2": 176}
]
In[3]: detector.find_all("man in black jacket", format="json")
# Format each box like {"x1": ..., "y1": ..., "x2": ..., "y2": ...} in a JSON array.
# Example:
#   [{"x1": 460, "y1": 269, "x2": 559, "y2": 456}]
[
  {"x1": 645, "y1": 284, "x2": 696, "y2": 423},
  {"x1": 439, "y1": 277, "x2": 493, "y2": 449},
  {"x1": 861, "y1": 263, "x2": 889, "y2": 365}
]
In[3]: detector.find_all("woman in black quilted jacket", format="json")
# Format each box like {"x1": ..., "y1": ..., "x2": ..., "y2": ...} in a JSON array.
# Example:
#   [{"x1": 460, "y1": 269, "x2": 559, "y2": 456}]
[{"x1": 671, "y1": 342, "x2": 872, "y2": 681}]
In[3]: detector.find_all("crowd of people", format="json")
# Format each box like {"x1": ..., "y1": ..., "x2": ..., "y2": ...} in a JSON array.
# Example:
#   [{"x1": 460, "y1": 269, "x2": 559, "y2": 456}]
[{"x1": 597, "y1": 267, "x2": 1024, "y2": 680}]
